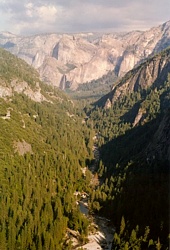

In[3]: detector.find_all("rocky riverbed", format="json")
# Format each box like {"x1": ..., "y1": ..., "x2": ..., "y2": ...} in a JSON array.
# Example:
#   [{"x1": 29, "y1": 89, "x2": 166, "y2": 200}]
[{"x1": 78, "y1": 200, "x2": 114, "y2": 250}]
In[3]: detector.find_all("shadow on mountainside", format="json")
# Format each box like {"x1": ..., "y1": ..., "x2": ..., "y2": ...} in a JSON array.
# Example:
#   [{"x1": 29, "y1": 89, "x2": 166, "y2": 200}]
[{"x1": 96, "y1": 111, "x2": 170, "y2": 244}]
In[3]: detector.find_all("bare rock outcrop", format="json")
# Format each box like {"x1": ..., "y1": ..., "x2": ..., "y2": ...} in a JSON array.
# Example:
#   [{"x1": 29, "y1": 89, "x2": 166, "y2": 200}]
[
  {"x1": 104, "y1": 98, "x2": 112, "y2": 109},
  {"x1": 110, "y1": 48, "x2": 170, "y2": 103},
  {"x1": 0, "y1": 84, "x2": 13, "y2": 98},
  {"x1": 1, "y1": 20, "x2": 170, "y2": 89},
  {"x1": 0, "y1": 79, "x2": 47, "y2": 102},
  {"x1": 14, "y1": 140, "x2": 33, "y2": 155},
  {"x1": 133, "y1": 108, "x2": 146, "y2": 127},
  {"x1": 94, "y1": 46, "x2": 170, "y2": 110}
]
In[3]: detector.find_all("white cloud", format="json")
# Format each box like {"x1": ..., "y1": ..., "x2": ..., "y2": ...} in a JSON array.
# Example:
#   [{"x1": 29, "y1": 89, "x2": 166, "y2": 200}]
[
  {"x1": 25, "y1": 3, "x2": 34, "y2": 17},
  {"x1": 25, "y1": 3, "x2": 58, "y2": 23},
  {"x1": 0, "y1": 0, "x2": 169, "y2": 35},
  {"x1": 37, "y1": 5, "x2": 58, "y2": 23}
]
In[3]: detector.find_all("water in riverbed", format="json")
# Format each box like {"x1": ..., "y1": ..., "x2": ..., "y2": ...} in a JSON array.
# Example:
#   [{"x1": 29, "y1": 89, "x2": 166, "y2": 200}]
[{"x1": 78, "y1": 199, "x2": 114, "y2": 250}]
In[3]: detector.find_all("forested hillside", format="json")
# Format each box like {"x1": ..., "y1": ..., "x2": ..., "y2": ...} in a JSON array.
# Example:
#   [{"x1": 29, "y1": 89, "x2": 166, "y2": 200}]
[
  {"x1": 0, "y1": 44, "x2": 170, "y2": 250},
  {"x1": 0, "y1": 48, "x2": 94, "y2": 249},
  {"x1": 86, "y1": 50, "x2": 170, "y2": 249}
]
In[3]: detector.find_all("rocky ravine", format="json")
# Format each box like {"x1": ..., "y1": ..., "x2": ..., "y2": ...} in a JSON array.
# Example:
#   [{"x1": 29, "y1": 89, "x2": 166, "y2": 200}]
[{"x1": 0, "y1": 20, "x2": 170, "y2": 89}]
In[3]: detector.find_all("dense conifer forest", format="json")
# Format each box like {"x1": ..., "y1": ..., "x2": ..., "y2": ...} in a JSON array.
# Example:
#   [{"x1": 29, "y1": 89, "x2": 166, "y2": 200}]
[
  {"x1": 0, "y1": 49, "x2": 94, "y2": 249},
  {"x1": 85, "y1": 68, "x2": 170, "y2": 248},
  {"x1": 0, "y1": 47, "x2": 170, "y2": 249}
]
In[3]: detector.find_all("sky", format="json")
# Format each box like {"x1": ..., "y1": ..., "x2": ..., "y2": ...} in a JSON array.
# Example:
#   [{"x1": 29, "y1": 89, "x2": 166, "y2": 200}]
[{"x1": 0, "y1": 0, "x2": 170, "y2": 35}]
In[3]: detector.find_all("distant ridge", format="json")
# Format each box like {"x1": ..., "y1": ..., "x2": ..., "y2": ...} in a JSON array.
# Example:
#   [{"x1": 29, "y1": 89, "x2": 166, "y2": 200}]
[
  {"x1": 0, "y1": 20, "x2": 170, "y2": 90},
  {"x1": 95, "y1": 47, "x2": 170, "y2": 108}
]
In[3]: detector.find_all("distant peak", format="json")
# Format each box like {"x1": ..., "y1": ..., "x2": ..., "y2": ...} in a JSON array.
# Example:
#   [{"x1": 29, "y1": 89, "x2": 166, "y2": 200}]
[{"x1": 0, "y1": 31, "x2": 17, "y2": 38}]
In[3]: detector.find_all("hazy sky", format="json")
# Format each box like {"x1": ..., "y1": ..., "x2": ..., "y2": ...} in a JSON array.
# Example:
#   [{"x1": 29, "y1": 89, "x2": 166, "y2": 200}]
[{"x1": 0, "y1": 0, "x2": 170, "y2": 35}]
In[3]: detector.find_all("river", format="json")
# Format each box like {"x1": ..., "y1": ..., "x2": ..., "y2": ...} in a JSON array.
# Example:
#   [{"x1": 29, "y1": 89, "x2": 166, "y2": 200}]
[
  {"x1": 76, "y1": 133, "x2": 114, "y2": 250},
  {"x1": 78, "y1": 199, "x2": 114, "y2": 250}
]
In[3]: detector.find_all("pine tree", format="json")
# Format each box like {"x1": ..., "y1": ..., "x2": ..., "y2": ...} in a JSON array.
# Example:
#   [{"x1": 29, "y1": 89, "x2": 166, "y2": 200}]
[
  {"x1": 120, "y1": 216, "x2": 126, "y2": 235},
  {"x1": 156, "y1": 238, "x2": 161, "y2": 250}
]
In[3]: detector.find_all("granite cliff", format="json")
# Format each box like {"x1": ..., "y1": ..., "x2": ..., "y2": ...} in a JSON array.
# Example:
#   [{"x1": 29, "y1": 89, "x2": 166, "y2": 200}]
[
  {"x1": 96, "y1": 47, "x2": 170, "y2": 108},
  {"x1": 0, "y1": 48, "x2": 54, "y2": 103},
  {"x1": 0, "y1": 20, "x2": 170, "y2": 89}
]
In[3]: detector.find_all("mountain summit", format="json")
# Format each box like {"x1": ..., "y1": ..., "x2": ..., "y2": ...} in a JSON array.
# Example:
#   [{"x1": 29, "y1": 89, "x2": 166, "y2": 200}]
[{"x1": 0, "y1": 20, "x2": 170, "y2": 90}]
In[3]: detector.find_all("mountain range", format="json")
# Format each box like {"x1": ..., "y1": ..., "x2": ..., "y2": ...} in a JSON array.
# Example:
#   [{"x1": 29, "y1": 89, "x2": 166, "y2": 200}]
[
  {"x1": 96, "y1": 46, "x2": 170, "y2": 109},
  {"x1": 0, "y1": 20, "x2": 170, "y2": 90}
]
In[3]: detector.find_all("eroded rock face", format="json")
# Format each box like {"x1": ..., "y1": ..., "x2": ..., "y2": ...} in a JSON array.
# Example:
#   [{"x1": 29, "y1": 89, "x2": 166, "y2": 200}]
[
  {"x1": 104, "y1": 98, "x2": 112, "y2": 109},
  {"x1": 0, "y1": 85, "x2": 13, "y2": 98},
  {"x1": 1, "y1": 21, "x2": 170, "y2": 89},
  {"x1": 110, "y1": 48, "x2": 170, "y2": 103},
  {"x1": 94, "y1": 46, "x2": 170, "y2": 110},
  {"x1": 133, "y1": 108, "x2": 146, "y2": 127},
  {"x1": 0, "y1": 79, "x2": 47, "y2": 102},
  {"x1": 14, "y1": 140, "x2": 33, "y2": 156}
]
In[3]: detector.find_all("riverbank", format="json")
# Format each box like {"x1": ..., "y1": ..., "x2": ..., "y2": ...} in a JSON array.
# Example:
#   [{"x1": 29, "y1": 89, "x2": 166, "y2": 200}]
[
  {"x1": 77, "y1": 199, "x2": 114, "y2": 250},
  {"x1": 75, "y1": 134, "x2": 114, "y2": 249},
  {"x1": 75, "y1": 215, "x2": 114, "y2": 250}
]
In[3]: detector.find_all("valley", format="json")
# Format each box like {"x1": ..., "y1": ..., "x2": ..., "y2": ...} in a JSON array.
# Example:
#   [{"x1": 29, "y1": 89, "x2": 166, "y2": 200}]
[
  {"x1": 70, "y1": 47, "x2": 170, "y2": 249},
  {"x1": 0, "y1": 20, "x2": 170, "y2": 250}
]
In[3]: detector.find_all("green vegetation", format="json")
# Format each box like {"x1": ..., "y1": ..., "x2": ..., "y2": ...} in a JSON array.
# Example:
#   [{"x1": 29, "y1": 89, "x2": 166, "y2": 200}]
[
  {"x1": 66, "y1": 70, "x2": 118, "y2": 105},
  {"x1": 86, "y1": 71, "x2": 170, "y2": 249},
  {"x1": 76, "y1": 70, "x2": 117, "y2": 92},
  {"x1": 86, "y1": 78, "x2": 170, "y2": 146},
  {"x1": 0, "y1": 48, "x2": 40, "y2": 87},
  {"x1": 0, "y1": 49, "x2": 94, "y2": 249},
  {"x1": 112, "y1": 218, "x2": 163, "y2": 250},
  {"x1": 1, "y1": 46, "x2": 170, "y2": 249}
]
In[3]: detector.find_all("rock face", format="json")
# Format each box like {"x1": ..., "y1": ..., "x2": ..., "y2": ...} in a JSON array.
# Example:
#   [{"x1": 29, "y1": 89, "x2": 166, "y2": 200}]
[
  {"x1": 133, "y1": 108, "x2": 146, "y2": 127},
  {"x1": 0, "y1": 21, "x2": 170, "y2": 89},
  {"x1": 0, "y1": 48, "x2": 49, "y2": 103},
  {"x1": 0, "y1": 79, "x2": 47, "y2": 102},
  {"x1": 14, "y1": 140, "x2": 33, "y2": 156},
  {"x1": 108, "y1": 47, "x2": 170, "y2": 104}
]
